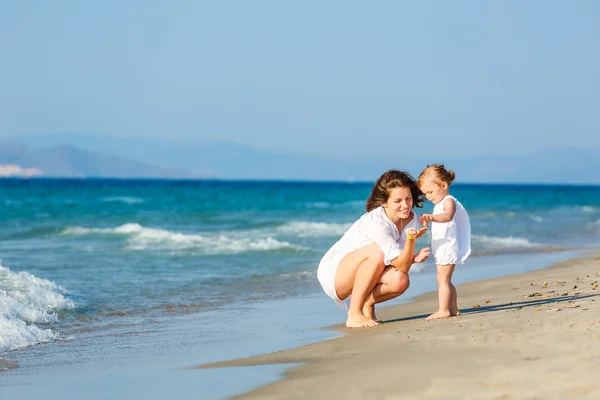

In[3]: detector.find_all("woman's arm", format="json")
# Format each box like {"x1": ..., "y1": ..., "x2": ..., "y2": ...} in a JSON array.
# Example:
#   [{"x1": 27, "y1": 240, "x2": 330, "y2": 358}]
[
  {"x1": 389, "y1": 227, "x2": 428, "y2": 273},
  {"x1": 366, "y1": 214, "x2": 428, "y2": 273},
  {"x1": 388, "y1": 238, "x2": 417, "y2": 273}
]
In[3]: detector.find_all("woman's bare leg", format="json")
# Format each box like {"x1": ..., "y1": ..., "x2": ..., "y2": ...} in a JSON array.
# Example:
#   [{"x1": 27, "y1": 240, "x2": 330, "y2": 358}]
[
  {"x1": 334, "y1": 243, "x2": 385, "y2": 328},
  {"x1": 363, "y1": 267, "x2": 410, "y2": 321},
  {"x1": 426, "y1": 264, "x2": 456, "y2": 320}
]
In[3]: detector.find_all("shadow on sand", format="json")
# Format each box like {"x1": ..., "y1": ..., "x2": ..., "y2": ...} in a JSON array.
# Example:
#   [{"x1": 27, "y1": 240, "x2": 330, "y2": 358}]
[{"x1": 384, "y1": 293, "x2": 599, "y2": 324}]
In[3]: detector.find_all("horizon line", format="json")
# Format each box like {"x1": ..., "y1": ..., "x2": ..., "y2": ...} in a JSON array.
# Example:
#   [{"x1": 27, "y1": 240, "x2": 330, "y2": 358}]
[{"x1": 1, "y1": 176, "x2": 600, "y2": 187}]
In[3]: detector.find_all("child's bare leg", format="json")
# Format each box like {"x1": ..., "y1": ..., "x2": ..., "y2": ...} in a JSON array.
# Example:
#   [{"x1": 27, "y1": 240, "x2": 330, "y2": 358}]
[
  {"x1": 335, "y1": 243, "x2": 386, "y2": 328},
  {"x1": 426, "y1": 264, "x2": 456, "y2": 320},
  {"x1": 449, "y1": 283, "x2": 460, "y2": 316},
  {"x1": 363, "y1": 267, "x2": 410, "y2": 322}
]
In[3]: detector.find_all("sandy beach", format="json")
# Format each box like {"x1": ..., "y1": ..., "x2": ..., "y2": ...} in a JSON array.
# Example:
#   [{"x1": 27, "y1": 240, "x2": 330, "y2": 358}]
[{"x1": 198, "y1": 253, "x2": 600, "y2": 399}]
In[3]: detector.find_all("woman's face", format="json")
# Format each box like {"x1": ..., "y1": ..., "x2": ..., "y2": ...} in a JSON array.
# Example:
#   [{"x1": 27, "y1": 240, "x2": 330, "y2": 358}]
[{"x1": 382, "y1": 186, "x2": 413, "y2": 221}]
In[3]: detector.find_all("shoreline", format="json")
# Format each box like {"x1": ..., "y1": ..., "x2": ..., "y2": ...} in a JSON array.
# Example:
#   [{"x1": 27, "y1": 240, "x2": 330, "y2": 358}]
[
  {"x1": 2, "y1": 250, "x2": 596, "y2": 400},
  {"x1": 197, "y1": 251, "x2": 600, "y2": 399}
]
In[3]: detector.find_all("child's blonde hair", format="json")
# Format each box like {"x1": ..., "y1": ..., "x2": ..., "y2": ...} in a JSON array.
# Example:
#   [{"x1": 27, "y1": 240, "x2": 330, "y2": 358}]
[{"x1": 418, "y1": 164, "x2": 456, "y2": 187}]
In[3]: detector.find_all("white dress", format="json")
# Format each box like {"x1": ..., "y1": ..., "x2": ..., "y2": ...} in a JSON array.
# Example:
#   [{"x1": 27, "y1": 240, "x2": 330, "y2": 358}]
[
  {"x1": 431, "y1": 195, "x2": 471, "y2": 265},
  {"x1": 317, "y1": 206, "x2": 419, "y2": 309}
]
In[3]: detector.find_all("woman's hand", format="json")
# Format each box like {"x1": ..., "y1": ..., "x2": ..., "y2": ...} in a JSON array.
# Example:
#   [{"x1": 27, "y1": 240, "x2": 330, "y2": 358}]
[
  {"x1": 413, "y1": 247, "x2": 430, "y2": 263},
  {"x1": 406, "y1": 225, "x2": 428, "y2": 240}
]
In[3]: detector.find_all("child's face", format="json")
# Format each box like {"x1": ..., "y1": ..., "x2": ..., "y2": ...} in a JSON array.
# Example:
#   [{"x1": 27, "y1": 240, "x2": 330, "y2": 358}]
[{"x1": 419, "y1": 178, "x2": 447, "y2": 205}]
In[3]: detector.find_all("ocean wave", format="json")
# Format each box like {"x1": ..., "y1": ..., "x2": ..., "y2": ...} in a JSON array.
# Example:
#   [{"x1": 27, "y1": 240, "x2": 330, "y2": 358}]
[
  {"x1": 579, "y1": 206, "x2": 597, "y2": 213},
  {"x1": 472, "y1": 234, "x2": 539, "y2": 251},
  {"x1": 409, "y1": 263, "x2": 427, "y2": 273},
  {"x1": 274, "y1": 269, "x2": 317, "y2": 281},
  {"x1": 277, "y1": 221, "x2": 351, "y2": 237},
  {"x1": 0, "y1": 263, "x2": 75, "y2": 351},
  {"x1": 529, "y1": 215, "x2": 543, "y2": 223},
  {"x1": 470, "y1": 211, "x2": 519, "y2": 219},
  {"x1": 550, "y1": 205, "x2": 597, "y2": 215},
  {"x1": 305, "y1": 200, "x2": 364, "y2": 209},
  {"x1": 471, "y1": 212, "x2": 498, "y2": 218},
  {"x1": 305, "y1": 201, "x2": 331, "y2": 209},
  {"x1": 63, "y1": 223, "x2": 304, "y2": 254},
  {"x1": 102, "y1": 196, "x2": 144, "y2": 204},
  {"x1": 3, "y1": 226, "x2": 63, "y2": 240}
]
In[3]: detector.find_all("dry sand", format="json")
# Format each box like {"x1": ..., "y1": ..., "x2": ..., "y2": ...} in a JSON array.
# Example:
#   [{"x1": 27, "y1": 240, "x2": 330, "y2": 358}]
[{"x1": 197, "y1": 253, "x2": 600, "y2": 399}]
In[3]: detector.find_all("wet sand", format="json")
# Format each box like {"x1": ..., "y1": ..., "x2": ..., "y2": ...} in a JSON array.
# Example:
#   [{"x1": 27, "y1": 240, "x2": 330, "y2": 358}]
[{"x1": 197, "y1": 253, "x2": 600, "y2": 399}]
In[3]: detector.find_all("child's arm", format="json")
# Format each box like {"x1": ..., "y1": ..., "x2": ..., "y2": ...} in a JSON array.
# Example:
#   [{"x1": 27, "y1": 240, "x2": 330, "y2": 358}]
[{"x1": 420, "y1": 197, "x2": 457, "y2": 223}]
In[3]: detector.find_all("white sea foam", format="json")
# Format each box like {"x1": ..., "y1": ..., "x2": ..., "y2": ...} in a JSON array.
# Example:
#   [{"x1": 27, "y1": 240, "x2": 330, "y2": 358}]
[
  {"x1": 305, "y1": 201, "x2": 330, "y2": 209},
  {"x1": 473, "y1": 212, "x2": 498, "y2": 218},
  {"x1": 62, "y1": 226, "x2": 100, "y2": 235},
  {"x1": 580, "y1": 206, "x2": 596, "y2": 213},
  {"x1": 276, "y1": 269, "x2": 317, "y2": 281},
  {"x1": 472, "y1": 211, "x2": 518, "y2": 219},
  {"x1": 409, "y1": 263, "x2": 427, "y2": 273},
  {"x1": 472, "y1": 234, "x2": 539, "y2": 250},
  {"x1": 0, "y1": 263, "x2": 75, "y2": 351},
  {"x1": 305, "y1": 200, "x2": 363, "y2": 209},
  {"x1": 63, "y1": 223, "x2": 303, "y2": 254},
  {"x1": 529, "y1": 215, "x2": 543, "y2": 223},
  {"x1": 277, "y1": 221, "x2": 351, "y2": 237},
  {"x1": 102, "y1": 196, "x2": 144, "y2": 204}
]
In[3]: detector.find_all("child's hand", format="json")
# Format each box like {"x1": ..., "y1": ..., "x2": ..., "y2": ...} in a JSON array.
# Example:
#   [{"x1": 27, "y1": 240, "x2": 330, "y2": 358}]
[
  {"x1": 420, "y1": 214, "x2": 434, "y2": 224},
  {"x1": 414, "y1": 247, "x2": 430, "y2": 263}
]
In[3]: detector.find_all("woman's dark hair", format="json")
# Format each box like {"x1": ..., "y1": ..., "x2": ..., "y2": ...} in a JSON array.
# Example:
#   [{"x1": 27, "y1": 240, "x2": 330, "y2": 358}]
[{"x1": 366, "y1": 170, "x2": 425, "y2": 212}]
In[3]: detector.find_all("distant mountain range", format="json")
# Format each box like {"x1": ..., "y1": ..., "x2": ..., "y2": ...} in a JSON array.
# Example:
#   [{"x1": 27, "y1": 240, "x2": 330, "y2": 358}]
[
  {"x1": 0, "y1": 141, "x2": 204, "y2": 179},
  {"x1": 2, "y1": 133, "x2": 600, "y2": 184}
]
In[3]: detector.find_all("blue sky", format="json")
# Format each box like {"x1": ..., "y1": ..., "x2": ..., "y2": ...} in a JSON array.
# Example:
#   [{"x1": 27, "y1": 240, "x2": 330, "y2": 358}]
[{"x1": 1, "y1": 1, "x2": 599, "y2": 157}]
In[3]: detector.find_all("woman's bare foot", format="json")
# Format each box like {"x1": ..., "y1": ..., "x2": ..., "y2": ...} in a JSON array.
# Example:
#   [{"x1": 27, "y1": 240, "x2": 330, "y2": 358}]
[
  {"x1": 426, "y1": 310, "x2": 451, "y2": 320},
  {"x1": 346, "y1": 313, "x2": 381, "y2": 328},
  {"x1": 450, "y1": 309, "x2": 461, "y2": 317},
  {"x1": 362, "y1": 303, "x2": 382, "y2": 323}
]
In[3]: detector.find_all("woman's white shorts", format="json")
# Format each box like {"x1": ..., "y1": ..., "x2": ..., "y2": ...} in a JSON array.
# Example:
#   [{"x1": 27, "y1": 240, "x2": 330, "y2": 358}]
[{"x1": 317, "y1": 249, "x2": 350, "y2": 310}]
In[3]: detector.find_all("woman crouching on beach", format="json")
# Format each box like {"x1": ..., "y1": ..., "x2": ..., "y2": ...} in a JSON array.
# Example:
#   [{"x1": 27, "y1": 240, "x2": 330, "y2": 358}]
[{"x1": 317, "y1": 170, "x2": 430, "y2": 328}]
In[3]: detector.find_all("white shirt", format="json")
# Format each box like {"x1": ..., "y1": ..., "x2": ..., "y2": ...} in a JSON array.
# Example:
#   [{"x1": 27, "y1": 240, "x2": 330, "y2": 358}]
[{"x1": 328, "y1": 206, "x2": 419, "y2": 265}]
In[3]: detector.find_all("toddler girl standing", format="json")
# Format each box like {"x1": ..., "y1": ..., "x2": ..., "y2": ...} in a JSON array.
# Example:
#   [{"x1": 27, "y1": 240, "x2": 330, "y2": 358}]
[{"x1": 418, "y1": 164, "x2": 471, "y2": 319}]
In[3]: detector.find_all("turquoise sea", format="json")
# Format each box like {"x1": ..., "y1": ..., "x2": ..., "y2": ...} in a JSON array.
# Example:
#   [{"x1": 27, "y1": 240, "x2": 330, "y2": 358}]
[{"x1": 1, "y1": 179, "x2": 599, "y2": 398}]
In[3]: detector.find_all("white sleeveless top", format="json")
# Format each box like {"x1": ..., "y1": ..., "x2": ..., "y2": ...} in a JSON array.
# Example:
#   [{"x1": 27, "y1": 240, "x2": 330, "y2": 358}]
[{"x1": 431, "y1": 195, "x2": 471, "y2": 265}]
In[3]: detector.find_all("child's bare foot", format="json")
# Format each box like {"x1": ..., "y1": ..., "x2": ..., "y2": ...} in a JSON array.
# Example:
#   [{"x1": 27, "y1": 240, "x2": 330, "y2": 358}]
[
  {"x1": 346, "y1": 313, "x2": 381, "y2": 328},
  {"x1": 450, "y1": 309, "x2": 461, "y2": 317},
  {"x1": 362, "y1": 303, "x2": 382, "y2": 323},
  {"x1": 426, "y1": 310, "x2": 451, "y2": 320}
]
